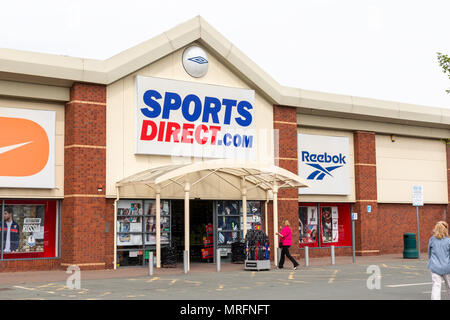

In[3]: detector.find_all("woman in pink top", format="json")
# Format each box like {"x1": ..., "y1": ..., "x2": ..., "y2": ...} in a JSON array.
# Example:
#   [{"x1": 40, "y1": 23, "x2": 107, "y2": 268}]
[{"x1": 276, "y1": 220, "x2": 299, "y2": 270}]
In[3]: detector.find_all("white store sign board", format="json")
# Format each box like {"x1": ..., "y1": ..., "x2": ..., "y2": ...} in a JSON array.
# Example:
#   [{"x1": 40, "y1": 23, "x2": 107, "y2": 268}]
[
  {"x1": 135, "y1": 76, "x2": 256, "y2": 160},
  {"x1": 298, "y1": 134, "x2": 350, "y2": 195}
]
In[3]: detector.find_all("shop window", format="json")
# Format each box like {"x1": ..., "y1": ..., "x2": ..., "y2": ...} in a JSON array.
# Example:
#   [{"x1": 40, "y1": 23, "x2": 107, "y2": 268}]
[
  {"x1": 144, "y1": 199, "x2": 170, "y2": 246},
  {"x1": 299, "y1": 203, "x2": 351, "y2": 248},
  {"x1": 318, "y1": 203, "x2": 351, "y2": 247},
  {"x1": 320, "y1": 206, "x2": 337, "y2": 243},
  {"x1": 1, "y1": 200, "x2": 59, "y2": 260},
  {"x1": 245, "y1": 201, "x2": 264, "y2": 231},
  {"x1": 298, "y1": 205, "x2": 319, "y2": 248},
  {"x1": 116, "y1": 199, "x2": 171, "y2": 267},
  {"x1": 217, "y1": 200, "x2": 241, "y2": 248},
  {"x1": 216, "y1": 200, "x2": 264, "y2": 258}
]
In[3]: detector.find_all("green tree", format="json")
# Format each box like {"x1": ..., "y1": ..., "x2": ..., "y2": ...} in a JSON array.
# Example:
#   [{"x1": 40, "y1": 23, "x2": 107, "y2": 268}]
[{"x1": 437, "y1": 52, "x2": 450, "y2": 93}]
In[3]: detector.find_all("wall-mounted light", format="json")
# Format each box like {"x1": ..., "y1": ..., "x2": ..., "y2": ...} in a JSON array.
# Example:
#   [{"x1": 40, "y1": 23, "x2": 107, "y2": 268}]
[
  {"x1": 390, "y1": 134, "x2": 396, "y2": 142},
  {"x1": 97, "y1": 184, "x2": 103, "y2": 192}
]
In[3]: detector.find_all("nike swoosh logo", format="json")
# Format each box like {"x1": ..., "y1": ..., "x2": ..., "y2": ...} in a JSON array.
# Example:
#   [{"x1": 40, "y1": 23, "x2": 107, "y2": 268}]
[{"x1": 0, "y1": 141, "x2": 33, "y2": 155}]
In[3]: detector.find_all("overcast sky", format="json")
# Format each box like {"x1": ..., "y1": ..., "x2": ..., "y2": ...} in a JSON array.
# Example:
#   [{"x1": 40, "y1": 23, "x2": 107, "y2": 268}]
[{"x1": 1, "y1": 0, "x2": 449, "y2": 109}]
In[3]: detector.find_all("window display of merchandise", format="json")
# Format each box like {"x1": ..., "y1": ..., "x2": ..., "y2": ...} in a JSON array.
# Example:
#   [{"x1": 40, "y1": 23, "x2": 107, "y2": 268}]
[
  {"x1": 243, "y1": 201, "x2": 264, "y2": 231},
  {"x1": 201, "y1": 224, "x2": 214, "y2": 261},
  {"x1": 298, "y1": 206, "x2": 319, "y2": 246},
  {"x1": 216, "y1": 200, "x2": 264, "y2": 259},
  {"x1": 298, "y1": 203, "x2": 351, "y2": 248},
  {"x1": 217, "y1": 200, "x2": 241, "y2": 253},
  {"x1": 1, "y1": 200, "x2": 59, "y2": 260},
  {"x1": 116, "y1": 199, "x2": 171, "y2": 267}
]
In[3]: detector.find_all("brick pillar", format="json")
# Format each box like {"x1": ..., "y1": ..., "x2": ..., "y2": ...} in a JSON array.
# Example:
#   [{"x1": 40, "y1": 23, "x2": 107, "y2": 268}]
[
  {"x1": 62, "y1": 83, "x2": 109, "y2": 270},
  {"x1": 353, "y1": 131, "x2": 379, "y2": 256},
  {"x1": 272, "y1": 105, "x2": 299, "y2": 256}
]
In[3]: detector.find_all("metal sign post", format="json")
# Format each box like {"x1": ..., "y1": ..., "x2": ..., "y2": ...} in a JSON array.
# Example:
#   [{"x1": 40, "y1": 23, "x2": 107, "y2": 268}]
[
  {"x1": 351, "y1": 211, "x2": 357, "y2": 264},
  {"x1": 416, "y1": 206, "x2": 420, "y2": 258},
  {"x1": 412, "y1": 185, "x2": 423, "y2": 259}
]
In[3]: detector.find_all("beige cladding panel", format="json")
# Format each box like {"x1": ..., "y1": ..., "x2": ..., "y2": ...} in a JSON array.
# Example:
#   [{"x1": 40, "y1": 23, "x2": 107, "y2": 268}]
[
  {"x1": 0, "y1": 80, "x2": 70, "y2": 102},
  {"x1": 297, "y1": 113, "x2": 450, "y2": 140},
  {"x1": 0, "y1": 98, "x2": 64, "y2": 198},
  {"x1": 106, "y1": 45, "x2": 274, "y2": 199},
  {"x1": 297, "y1": 127, "x2": 356, "y2": 203},
  {"x1": 376, "y1": 135, "x2": 448, "y2": 204}
]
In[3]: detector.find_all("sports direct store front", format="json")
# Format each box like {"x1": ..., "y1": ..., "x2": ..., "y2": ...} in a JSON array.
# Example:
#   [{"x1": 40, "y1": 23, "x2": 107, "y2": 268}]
[
  {"x1": 107, "y1": 45, "x2": 308, "y2": 270},
  {"x1": 0, "y1": 16, "x2": 448, "y2": 272}
]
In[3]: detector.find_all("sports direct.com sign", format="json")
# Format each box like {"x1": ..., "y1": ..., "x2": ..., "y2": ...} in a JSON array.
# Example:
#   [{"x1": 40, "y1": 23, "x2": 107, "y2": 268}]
[{"x1": 135, "y1": 76, "x2": 256, "y2": 159}]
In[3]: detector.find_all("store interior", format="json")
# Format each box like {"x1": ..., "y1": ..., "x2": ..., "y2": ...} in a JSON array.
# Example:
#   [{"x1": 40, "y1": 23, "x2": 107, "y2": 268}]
[
  {"x1": 171, "y1": 200, "x2": 214, "y2": 263},
  {"x1": 116, "y1": 199, "x2": 263, "y2": 267}
]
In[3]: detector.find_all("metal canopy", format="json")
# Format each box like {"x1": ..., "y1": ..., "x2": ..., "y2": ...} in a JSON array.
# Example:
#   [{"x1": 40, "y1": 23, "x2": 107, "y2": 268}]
[
  {"x1": 114, "y1": 159, "x2": 309, "y2": 270},
  {"x1": 116, "y1": 159, "x2": 310, "y2": 191}
]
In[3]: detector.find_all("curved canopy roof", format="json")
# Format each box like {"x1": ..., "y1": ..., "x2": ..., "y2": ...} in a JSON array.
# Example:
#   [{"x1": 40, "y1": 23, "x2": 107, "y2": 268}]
[{"x1": 116, "y1": 159, "x2": 309, "y2": 192}]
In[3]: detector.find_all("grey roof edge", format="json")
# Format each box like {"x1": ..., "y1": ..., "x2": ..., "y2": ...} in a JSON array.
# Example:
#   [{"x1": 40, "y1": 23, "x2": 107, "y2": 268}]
[{"x1": 0, "y1": 16, "x2": 448, "y2": 128}]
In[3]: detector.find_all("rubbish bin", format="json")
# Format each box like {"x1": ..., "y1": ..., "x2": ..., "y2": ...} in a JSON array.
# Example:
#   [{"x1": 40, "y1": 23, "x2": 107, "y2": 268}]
[{"x1": 403, "y1": 233, "x2": 419, "y2": 259}]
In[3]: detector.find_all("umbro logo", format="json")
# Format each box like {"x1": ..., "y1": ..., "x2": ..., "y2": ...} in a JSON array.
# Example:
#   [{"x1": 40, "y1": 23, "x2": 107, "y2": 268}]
[{"x1": 188, "y1": 56, "x2": 208, "y2": 64}]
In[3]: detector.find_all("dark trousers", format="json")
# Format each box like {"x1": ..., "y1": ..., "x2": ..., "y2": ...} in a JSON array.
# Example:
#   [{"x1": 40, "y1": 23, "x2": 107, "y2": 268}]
[{"x1": 279, "y1": 245, "x2": 299, "y2": 268}]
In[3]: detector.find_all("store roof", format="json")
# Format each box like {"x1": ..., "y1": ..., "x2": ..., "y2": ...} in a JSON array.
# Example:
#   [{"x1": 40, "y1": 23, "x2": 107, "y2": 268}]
[{"x1": 0, "y1": 16, "x2": 449, "y2": 131}]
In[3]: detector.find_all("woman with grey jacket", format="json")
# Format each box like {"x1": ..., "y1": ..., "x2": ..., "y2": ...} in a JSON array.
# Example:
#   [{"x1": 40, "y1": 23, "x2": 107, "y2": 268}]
[{"x1": 427, "y1": 221, "x2": 450, "y2": 300}]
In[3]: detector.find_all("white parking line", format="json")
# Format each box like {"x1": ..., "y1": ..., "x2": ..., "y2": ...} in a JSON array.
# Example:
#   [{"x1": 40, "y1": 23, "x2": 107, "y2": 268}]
[
  {"x1": 386, "y1": 282, "x2": 433, "y2": 288},
  {"x1": 13, "y1": 286, "x2": 35, "y2": 291},
  {"x1": 328, "y1": 270, "x2": 339, "y2": 284}
]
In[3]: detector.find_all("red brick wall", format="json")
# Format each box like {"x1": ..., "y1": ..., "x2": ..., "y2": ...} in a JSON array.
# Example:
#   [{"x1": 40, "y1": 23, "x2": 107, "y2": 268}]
[
  {"x1": 272, "y1": 105, "x2": 300, "y2": 258},
  {"x1": 61, "y1": 82, "x2": 109, "y2": 270},
  {"x1": 0, "y1": 259, "x2": 62, "y2": 272},
  {"x1": 353, "y1": 131, "x2": 379, "y2": 256},
  {"x1": 378, "y1": 204, "x2": 447, "y2": 254}
]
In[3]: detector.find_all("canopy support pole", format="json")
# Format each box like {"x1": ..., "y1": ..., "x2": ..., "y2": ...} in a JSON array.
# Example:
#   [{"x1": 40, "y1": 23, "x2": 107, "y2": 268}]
[
  {"x1": 156, "y1": 185, "x2": 161, "y2": 268},
  {"x1": 184, "y1": 182, "x2": 190, "y2": 271},
  {"x1": 273, "y1": 184, "x2": 279, "y2": 266},
  {"x1": 265, "y1": 191, "x2": 269, "y2": 235},
  {"x1": 113, "y1": 187, "x2": 120, "y2": 270},
  {"x1": 242, "y1": 178, "x2": 247, "y2": 239}
]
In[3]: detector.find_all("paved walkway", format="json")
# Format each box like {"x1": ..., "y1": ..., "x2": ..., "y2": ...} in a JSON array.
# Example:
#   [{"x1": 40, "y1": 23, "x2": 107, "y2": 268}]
[{"x1": 0, "y1": 253, "x2": 426, "y2": 286}]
